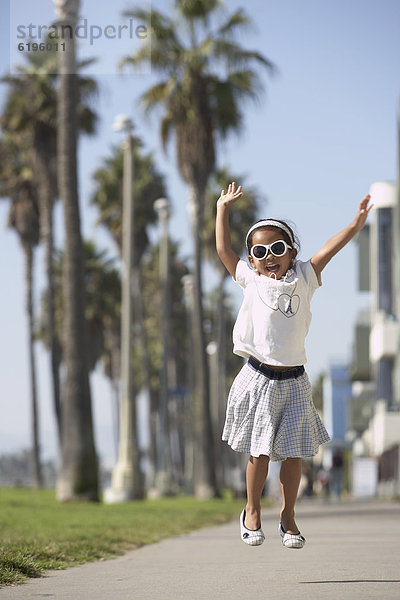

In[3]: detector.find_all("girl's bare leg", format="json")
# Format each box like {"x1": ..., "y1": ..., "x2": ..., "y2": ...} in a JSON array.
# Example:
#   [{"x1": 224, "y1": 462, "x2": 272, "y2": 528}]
[
  {"x1": 245, "y1": 455, "x2": 270, "y2": 530},
  {"x1": 279, "y1": 457, "x2": 302, "y2": 534}
]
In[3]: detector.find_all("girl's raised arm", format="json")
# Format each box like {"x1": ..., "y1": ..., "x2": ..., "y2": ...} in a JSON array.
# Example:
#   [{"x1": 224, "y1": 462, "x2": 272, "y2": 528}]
[
  {"x1": 216, "y1": 182, "x2": 242, "y2": 278},
  {"x1": 311, "y1": 194, "x2": 373, "y2": 279}
]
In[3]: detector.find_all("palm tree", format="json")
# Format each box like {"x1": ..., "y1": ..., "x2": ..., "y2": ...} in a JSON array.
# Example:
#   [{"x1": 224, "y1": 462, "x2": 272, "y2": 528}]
[
  {"x1": 52, "y1": 0, "x2": 98, "y2": 502},
  {"x1": 1, "y1": 36, "x2": 98, "y2": 446},
  {"x1": 203, "y1": 167, "x2": 260, "y2": 488},
  {"x1": 140, "y1": 241, "x2": 190, "y2": 488},
  {"x1": 39, "y1": 241, "x2": 122, "y2": 369},
  {"x1": 74, "y1": 242, "x2": 122, "y2": 462},
  {"x1": 91, "y1": 141, "x2": 164, "y2": 259},
  {"x1": 0, "y1": 136, "x2": 42, "y2": 487},
  {"x1": 38, "y1": 241, "x2": 122, "y2": 453},
  {"x1": 120, "y1": 0, "x2": 273, "y2": 498}
]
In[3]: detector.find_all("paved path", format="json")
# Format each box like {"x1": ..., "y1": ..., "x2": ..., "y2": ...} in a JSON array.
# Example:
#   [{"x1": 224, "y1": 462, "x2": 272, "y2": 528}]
[{"x1": 2, "y1": 499, "x2": 400, "y2": 599}]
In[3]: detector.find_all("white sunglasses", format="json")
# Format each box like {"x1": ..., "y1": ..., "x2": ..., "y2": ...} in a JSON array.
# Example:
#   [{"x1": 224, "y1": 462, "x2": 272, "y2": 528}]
[{"x1": 250, "y1": 240, "x2": 292, "y2": 260}]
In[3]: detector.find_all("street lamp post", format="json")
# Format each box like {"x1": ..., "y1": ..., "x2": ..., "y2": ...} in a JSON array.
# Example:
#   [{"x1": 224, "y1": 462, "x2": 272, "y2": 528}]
[
  {"x1": 181, "y1": 274, "x2": 195, "y2": 493},
  {"x1": 395, "y1": 97, "x2": 400, "y2": 406},
  {"x1": 152, "y1": 197, "x2": 173, "y2": 496},
  {"x1": 105, "y1": 114, "x2": 142, "y2": 502}
]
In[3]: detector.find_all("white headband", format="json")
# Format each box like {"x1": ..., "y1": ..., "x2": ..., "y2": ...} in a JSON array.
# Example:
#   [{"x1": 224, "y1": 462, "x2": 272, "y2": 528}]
[{"x1": 245, "y1": 219, "x2": 294, "y2": 247}]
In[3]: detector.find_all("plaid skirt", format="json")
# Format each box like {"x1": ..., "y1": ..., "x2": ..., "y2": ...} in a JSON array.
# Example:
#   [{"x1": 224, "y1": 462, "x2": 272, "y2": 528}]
[{"x1": 222, "y1": 361, "x2": 330, "y2": 461}]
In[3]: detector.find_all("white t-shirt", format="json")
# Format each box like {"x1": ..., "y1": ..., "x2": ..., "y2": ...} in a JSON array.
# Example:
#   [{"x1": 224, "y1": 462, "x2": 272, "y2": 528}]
[{"x1": 232, "y1": 259, "x2": 321, "y2": 367}]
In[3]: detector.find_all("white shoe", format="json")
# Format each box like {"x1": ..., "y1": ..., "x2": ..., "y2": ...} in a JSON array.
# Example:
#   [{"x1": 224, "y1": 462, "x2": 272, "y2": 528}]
[
  {"x1": 240, "y1": 509, "x2": 265, "y2": 546},
  {"x1": 279, "y1": 521, "x2": 305, "y2": 549}
]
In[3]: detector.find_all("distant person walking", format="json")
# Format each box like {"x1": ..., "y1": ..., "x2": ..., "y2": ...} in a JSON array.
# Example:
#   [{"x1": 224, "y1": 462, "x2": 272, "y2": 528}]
[
  {"x1": 216, "y1": 182, "x2": 372, "y2": 548},
  {"x1": 330, "y1": 449, "x2": 345, "y2": 498}
]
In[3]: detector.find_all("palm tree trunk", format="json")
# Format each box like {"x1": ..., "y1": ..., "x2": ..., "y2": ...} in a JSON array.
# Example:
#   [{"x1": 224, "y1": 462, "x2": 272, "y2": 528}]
[
  {"x1": 182, "y1": 274, "x2": 195, "y2": 493},
  {"x1": 394, "y1": 97, "x2": 400, "y2": 404},
  {"x1": 32, "y1": 135, "x2": 62, "y2": 444},
  {"x1": 188, "y1": 184, "x2": 217, "y2": 499},
  {"x1": 100, "y1": 321, "x2": 120, "y2": 461},
  {"x1": 131, "y1": 263, "x2": 147, "y2": 494},
  {"x1": 215, "y1": 268, "x2": 228, "y2": 489},
  {"x1": 135, "y1": 264, "x2": 154, "y2": 488},
  {"x1": 24, "y1": 246, "x2": 43, "y2": 488},
  {"x1": 47, "y1": 253, "x2": 63, "y2": 445},
  {"x1": 54, "y1": 0, "x2": 99, "y2": 502},
  {"x1": 41, "y1": 188, "x2": 62, "y2": 443}
]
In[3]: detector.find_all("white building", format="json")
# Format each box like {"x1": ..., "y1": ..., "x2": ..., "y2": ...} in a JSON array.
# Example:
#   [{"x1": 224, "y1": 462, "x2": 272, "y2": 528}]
[{"x1": 350, "y1": 180, "x2": 400, "y2": 495}]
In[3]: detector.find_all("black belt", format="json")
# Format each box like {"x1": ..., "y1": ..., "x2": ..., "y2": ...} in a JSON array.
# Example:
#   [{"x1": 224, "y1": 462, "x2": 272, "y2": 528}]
[{"x1": 248, "y1": 357, "x2": 305, "y2": 380}]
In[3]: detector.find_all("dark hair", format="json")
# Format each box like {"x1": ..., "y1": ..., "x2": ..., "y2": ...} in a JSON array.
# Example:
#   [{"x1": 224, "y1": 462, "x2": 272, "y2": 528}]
[{"x1": 246, "y1": 219, "x2": 301, "y2": 255}]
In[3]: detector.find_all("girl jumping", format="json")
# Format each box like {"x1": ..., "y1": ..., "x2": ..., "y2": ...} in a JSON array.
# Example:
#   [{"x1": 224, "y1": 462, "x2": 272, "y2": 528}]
[{"x1": 215, "y1": 182, "x2": 372, "y2": 548}]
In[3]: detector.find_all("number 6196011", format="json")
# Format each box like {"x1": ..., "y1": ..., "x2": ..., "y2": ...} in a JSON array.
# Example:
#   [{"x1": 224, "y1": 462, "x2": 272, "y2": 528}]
[{"x1": 18, "y1": 42, "x2": 66, "y2": 51}]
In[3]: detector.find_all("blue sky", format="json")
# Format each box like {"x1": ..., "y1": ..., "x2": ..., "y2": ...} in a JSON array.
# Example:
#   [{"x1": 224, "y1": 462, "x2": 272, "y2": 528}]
[{"x1": 0, "y1": 0, "x2": 399, "y2": 466}]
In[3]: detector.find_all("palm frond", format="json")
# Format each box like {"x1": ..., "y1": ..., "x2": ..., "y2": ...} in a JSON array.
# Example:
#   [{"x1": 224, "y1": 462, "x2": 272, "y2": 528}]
[
  {"x1": 160, "y1": 113, "x2": 174, "y2": 149},
  {"x1": 139, "y1": 79, "x2": 177, "y2": 113},
  {"x1": 226, "y1": 69, "x2": 263, "y2": 101},
  {"x1": 121, "y1": 6, "x2": 187, "y2": 72},
  {"x1": 123, "y1": 6, "x2": 179, "y2": 43},
  {"x1": 207, "y1": 39, "x2": 275, "y2": 73},
  {"x1": 216, "y1": 8, "x2": 251, "y2": 36},
  {"x1": 76, "y1": 74, "x2": 99, "y2": 102},
  {"x1": 119, "y1": 45, "x2": 151, "y2": 71},
  {"x1": 119, "y1": 33, "x2": 184, "y2": 73},
  {"x1": 77, "y1": 57, "x2": 98, "y2": 70},
  {"x1": 123, "y1": 7, "x2": 155, "y2": 28},
  {"x1": 207, "y1": 77, "x2": 242, "y2": 136},
  {"x1": 176, "y1": 0, "x2": 221, "y2": 21},
  {"x1": 120, "y1": 45, "x2": 183, "y2": 73}
]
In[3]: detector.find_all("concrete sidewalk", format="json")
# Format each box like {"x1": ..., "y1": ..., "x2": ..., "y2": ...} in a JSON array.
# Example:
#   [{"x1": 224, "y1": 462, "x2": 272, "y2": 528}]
[{"x1": 1, "y1": 499, "x2": 400, "y2": 600}]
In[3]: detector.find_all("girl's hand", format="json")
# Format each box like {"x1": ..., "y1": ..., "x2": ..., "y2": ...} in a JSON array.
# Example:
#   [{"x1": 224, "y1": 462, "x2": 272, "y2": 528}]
[
  {"x1": 352, "y1": 194, "x2": 373, "y2": 232},
  {"x1": 311, "y1": 193, "x2": 373, "y2": 278},
  {"x1": 217, "y1": 181, "x2": 243, "y2": 208}
]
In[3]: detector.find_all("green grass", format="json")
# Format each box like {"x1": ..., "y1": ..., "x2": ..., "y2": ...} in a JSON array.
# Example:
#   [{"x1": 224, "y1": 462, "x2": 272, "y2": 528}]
[{"x1": 0, "y1": 488, "x2": 267, "y2": 587}]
